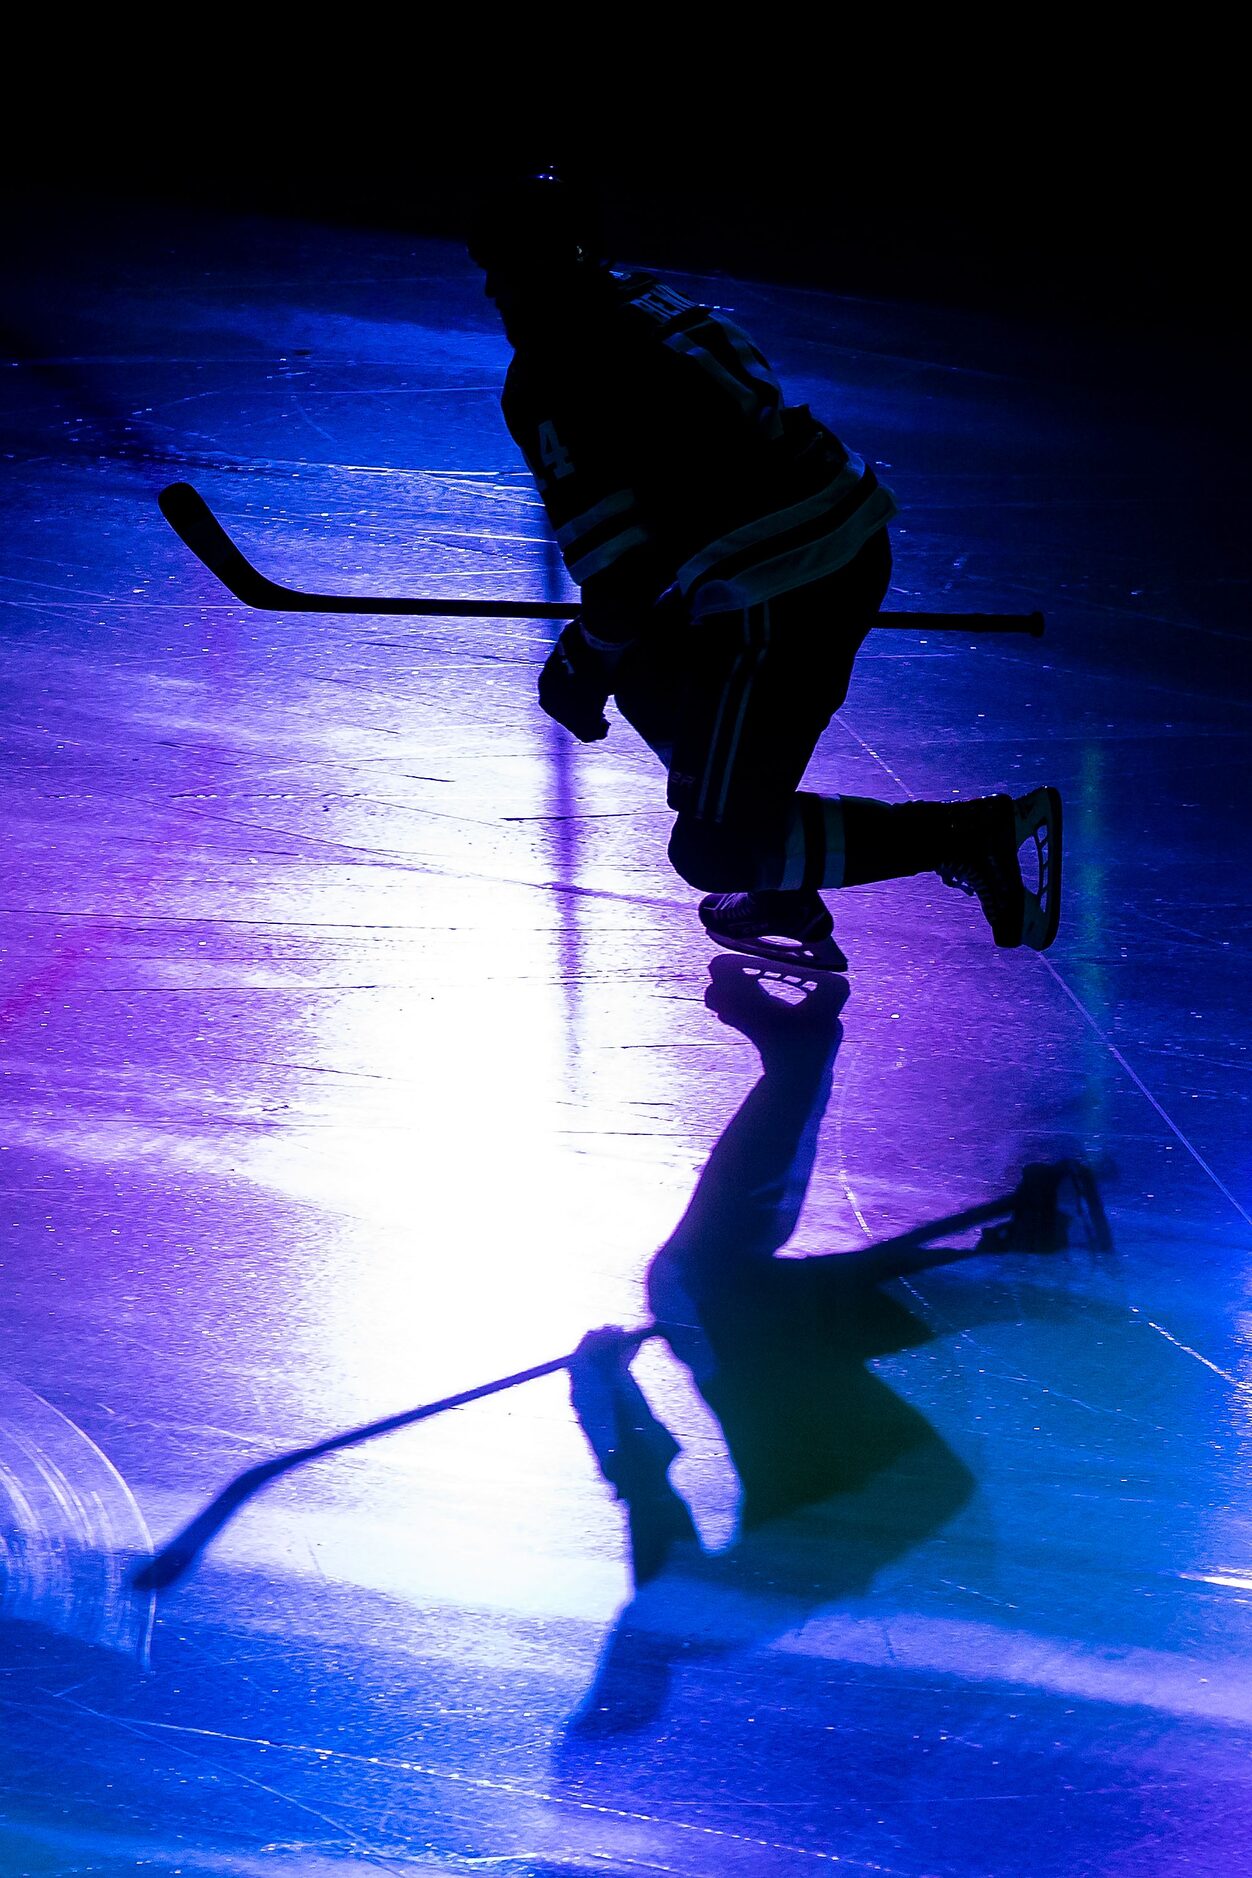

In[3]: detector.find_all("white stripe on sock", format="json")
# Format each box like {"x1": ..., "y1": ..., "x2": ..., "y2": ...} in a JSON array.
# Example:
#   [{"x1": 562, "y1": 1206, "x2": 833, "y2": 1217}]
[
  {"x1": 779, "y1": 806, "x2": 808, "y2": 890},
  {"x1": 821, "y1": 797, "x2": 847, "y2": 889}
]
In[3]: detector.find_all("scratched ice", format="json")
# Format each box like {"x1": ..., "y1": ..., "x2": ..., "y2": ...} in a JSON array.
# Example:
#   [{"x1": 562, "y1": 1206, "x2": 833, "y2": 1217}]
[{"x1": 0, "y1": 195, "x2": 1248, "y2": 1878}]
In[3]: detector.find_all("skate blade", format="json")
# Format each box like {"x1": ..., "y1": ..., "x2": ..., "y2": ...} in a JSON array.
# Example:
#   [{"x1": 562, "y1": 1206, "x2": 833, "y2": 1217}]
[
  {"x1": 706, "y1": 928, "x2": 849, "y2": 974},
  {"x1": 1014, "y1": 786, "x2": 1062, "y2": 950}
]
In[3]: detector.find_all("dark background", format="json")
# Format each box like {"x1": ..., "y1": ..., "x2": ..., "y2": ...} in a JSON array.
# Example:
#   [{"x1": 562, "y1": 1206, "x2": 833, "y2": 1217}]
[{"x1": 1, "y1": 30, "x2": 1242, "y2": 347}]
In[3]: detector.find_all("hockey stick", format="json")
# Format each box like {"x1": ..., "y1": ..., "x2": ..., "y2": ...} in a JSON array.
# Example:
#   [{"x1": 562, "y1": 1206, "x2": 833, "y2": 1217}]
[
  {"x1": 131, "y1": 1327, "x2": 660, "y2": 1594},
  {"x1": 158, "y1": 483, "x2": 1046, "y2": 635}
]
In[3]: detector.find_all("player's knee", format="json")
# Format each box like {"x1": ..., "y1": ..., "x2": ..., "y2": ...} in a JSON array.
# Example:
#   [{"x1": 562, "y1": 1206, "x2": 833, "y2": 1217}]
[{"x1": 667, "y1": 814, "x2": 753, "y2": 890}]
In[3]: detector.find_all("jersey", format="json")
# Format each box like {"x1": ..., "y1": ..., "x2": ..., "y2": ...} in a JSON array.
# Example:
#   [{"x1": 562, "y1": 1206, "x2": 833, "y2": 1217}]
[{"x1": 500, "y1": 270, "x2": 897, "y2": 645}]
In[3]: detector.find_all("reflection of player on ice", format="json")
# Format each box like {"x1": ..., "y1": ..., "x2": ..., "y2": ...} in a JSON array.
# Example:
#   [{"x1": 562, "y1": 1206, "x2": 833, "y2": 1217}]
[
  {"x1": 469, "y1": 171, "x2": 1061, "y2": 972},
  {"x1": 562, "y1": 957, "x2": 1109, "y2": 1736}
]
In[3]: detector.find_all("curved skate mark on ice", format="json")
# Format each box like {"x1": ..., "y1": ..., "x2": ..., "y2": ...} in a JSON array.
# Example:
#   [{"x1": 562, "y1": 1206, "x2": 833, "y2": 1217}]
[{"x1": 0, "y1": 1374, "x2": 155, "y2": 1661}]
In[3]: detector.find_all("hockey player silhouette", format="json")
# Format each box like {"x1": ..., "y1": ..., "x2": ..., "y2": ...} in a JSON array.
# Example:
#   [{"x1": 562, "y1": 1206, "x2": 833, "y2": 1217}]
[
  {"x1": 469, "y1": 171, "x2": 1062, "y2": 971},
  {"x1": 560, "y1": 956, "x2": 1109, "y2": 1738}
]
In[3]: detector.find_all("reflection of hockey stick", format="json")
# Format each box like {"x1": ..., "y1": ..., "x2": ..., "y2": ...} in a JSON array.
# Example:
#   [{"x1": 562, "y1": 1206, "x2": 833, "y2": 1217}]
[
  {"x1": 130, "y1": 1161, "x2": 1110, "y2": 1596},
  {"x1": 132, "y1": 1328, "x2": 660, "y2": 1594},
  {"x1": 158, "y1": 483, "x2": 1046, "y2": 634}
]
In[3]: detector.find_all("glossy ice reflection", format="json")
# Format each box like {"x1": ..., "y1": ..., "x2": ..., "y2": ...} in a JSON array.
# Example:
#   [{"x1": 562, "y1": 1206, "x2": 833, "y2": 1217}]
[{"x1": 0, "y1": 198, "x2": 1249, "y2": 1877}]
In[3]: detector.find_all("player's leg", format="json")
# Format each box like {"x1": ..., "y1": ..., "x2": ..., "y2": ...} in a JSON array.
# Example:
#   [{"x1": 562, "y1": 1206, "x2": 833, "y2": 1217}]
[
  {"x1": 829, "y1": 787, "x2": 1063, "y2": 950},
  {"x1": 685, "y1": 781, "x2": 1063, "y2": 954},
  {"x1": 665, "y1": 636, "x2": 854, "y2": 968},
  {"x1": 611, "y1": 600, "x2": 853, "y2": 962},
  {"x1": 622, "y1": 537, "x2": 1062, "y2": 955},
  {"x1": 611, "y1": 597, "x2": 698, "y2": 774},
  {"x1": 663, "y1": 533, "x2": 1061, "y2": 953},
  {"x1": 666, "y1": 538, "x2": 888, "y2": 966}
]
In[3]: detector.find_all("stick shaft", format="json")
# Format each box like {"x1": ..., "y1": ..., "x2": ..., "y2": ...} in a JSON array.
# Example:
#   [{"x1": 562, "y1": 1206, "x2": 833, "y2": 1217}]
[
  {"x1": 159, "y1": 484, "x2": 1045, "y2": 634},
  {"x1": 132, "y1": 1328, "x2": 658, "y2": 1593}
]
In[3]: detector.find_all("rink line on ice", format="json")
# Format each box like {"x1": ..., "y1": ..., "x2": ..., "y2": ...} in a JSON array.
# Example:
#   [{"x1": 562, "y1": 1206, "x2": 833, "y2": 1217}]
[
  {"x1": 1040, "y1": 960, "x2": 1252, "y2": 1232},
  {"x1": 835, "y1": 714, "x2": 1252, "y2": 1236}
]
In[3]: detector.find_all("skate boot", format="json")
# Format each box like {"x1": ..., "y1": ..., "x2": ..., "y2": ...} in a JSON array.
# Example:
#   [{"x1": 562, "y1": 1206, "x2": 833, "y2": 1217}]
[
  {"x1": 936, "y1": 787, "x2": 1062, "y2": 950},
  {"x1": 698, "y1": 888, "x2": 849, "y2": 973},
  {"x1": 976, "y1": 1160, "x2": 1113, "y2": 1255}
]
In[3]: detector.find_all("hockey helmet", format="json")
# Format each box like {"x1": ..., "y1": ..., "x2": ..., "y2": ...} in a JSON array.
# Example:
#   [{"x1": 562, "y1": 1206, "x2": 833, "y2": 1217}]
[{"x1": 466, "y1": 170, "x2": 600, "y2": 281}]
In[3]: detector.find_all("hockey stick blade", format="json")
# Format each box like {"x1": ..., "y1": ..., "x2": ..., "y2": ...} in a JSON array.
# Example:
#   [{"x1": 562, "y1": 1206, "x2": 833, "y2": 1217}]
[
  {"x1": 159, "y1": 484, "x2": 1045, "y2": 633},
  {"x1": 159, "y1": 482, "x2": 579, "y2": 619}
]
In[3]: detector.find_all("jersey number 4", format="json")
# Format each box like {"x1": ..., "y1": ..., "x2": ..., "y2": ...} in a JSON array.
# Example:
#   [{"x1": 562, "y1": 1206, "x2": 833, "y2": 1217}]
[{"x1": 537, "y1": 420, "x2": 574, "y2": 480}]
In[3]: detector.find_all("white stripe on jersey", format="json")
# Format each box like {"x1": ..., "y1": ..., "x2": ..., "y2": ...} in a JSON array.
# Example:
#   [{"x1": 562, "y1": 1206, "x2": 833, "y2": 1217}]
[
  {"x1": 556, "y1": 488, "x2": 638, "y2": 551},
  {"x1": 687, "y1": 484, "x2": 898, "y2": 620},
  {"x1": 675, "y1": 456, "x2": 869, "y2": 591},
  {"x1": 567, "y1": 524, "x2": 652, "y2": 584},
  {"x1": 629, "y1": 279, "x2": 784, "y2": 435},
  {"x1": 663, "y1": 320, "x2": 784, "y2": 433}
]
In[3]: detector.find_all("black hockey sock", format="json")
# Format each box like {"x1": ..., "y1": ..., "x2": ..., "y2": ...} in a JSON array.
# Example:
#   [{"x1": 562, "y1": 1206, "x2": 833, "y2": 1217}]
[
  {"x1": 691, "y1": 795, "x2": 969, "y2": 896},
  {"x1": 827, "y1": 796, "x2": 965, "y2": 888}
]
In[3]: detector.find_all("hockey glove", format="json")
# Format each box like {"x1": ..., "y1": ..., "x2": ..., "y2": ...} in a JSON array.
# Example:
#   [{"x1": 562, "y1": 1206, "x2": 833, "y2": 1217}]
[{"x1": 538, "y1": 618, "x2": 611, "y2": 742}]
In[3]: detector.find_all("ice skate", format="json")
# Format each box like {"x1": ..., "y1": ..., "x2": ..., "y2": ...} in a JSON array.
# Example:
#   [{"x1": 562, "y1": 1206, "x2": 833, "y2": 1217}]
[
  {"x1": 975, "y1": 1159, "x2": 1113, "y2": 1255},
  {"x1": 698, "y1": 888, "x2": 849, "y2": 973},
  {"x1": 702, "y1": 952, "x2": 850, "y2": 1047},
  {"x1": 937, "y1": 787, "x2": 1062, "y2": 950}
]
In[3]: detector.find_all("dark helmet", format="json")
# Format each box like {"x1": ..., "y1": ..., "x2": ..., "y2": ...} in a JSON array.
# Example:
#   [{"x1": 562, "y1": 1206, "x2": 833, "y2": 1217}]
[{"x1": 466, "y1": 169, "x2": 601, "y2": 281}]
